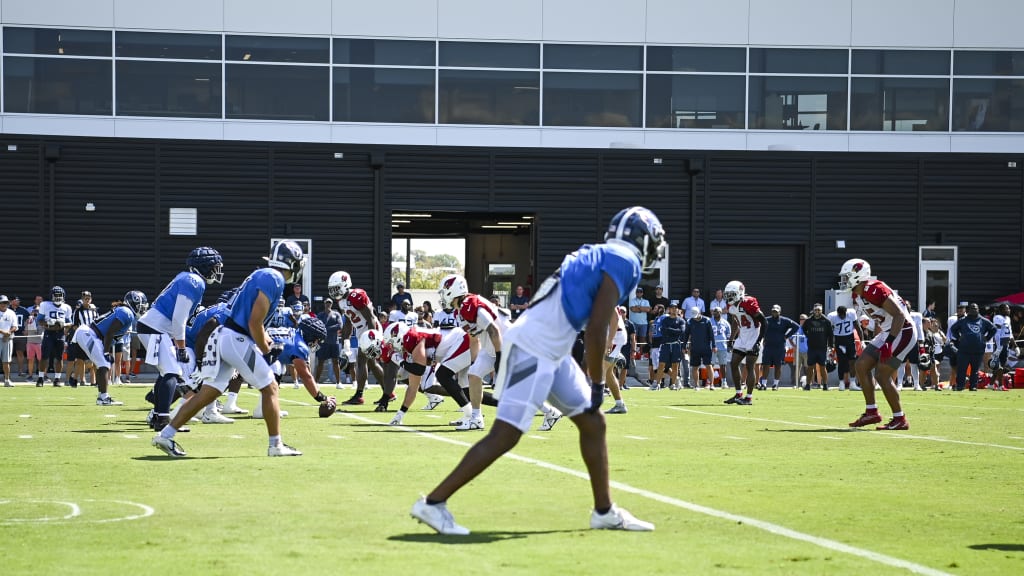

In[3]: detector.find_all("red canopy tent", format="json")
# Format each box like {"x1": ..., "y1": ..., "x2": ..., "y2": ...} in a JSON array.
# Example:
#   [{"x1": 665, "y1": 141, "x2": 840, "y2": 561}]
[{"x1": 993, "y1": 292, "x2": 1024, "y2": 305}]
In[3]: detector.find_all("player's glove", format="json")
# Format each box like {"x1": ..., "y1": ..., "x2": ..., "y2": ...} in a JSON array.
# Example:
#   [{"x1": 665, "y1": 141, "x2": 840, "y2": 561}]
[
  {"x1": 263, "y1": 345, "x2": 283, "y2": 366},
  {"x1": 750, "y1": 342, "x2": 761, "y2": 355},
  {"x1": 585, "y1": 379, "x2": 605, "y2": 414},
  {"x1": 493, "y1": 350, "x2": 502, "y2": 381},
  {"x1": 389, "y1": 411, "x2": 404, "y2": 426},
  {"x1": 175, "y1": 347, "x2": 189, "y2": 364},
  {"x1": 103, "y1": 352, "x2": 114, "y2": 364}
]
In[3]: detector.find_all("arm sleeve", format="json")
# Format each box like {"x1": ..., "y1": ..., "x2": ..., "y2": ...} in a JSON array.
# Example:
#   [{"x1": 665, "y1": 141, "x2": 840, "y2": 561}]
[{"x1": 170, "y1": 293, "x2": 195, "y2": 341}]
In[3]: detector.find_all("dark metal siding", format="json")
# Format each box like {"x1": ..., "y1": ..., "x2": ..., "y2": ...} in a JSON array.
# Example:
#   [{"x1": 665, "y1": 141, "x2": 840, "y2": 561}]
[
  {"x1": 708, "y1": 244, "x2": 802, "y2": 317},
  {"x1": 1, "y1": 143, "x2": 44, "y2": 297}
]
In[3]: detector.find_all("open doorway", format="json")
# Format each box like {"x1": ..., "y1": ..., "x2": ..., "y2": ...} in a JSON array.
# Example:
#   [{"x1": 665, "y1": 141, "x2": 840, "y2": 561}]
[{"x1": 390, "y1": 211, "x2": 534, "y2": 312}]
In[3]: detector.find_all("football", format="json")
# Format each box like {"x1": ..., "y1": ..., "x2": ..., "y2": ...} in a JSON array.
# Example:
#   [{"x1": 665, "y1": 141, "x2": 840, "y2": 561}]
[{"x1": 318, "y1": 397, "x2": 337, "y2": 418}]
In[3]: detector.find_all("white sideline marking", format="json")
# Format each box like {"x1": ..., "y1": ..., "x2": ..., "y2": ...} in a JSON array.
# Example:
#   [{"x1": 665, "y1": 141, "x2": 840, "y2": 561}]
[
  {"x1": 1009, "y1": 436, "x2": 1024, "y2": 440},
  {"x1": 818, "y1": 436, "x2": 844, "y2": 441},
  {"x1": 658, "y1": 415, "x2": 674, "y2": 419},
  {"x1": 724, "y1": 435, "x2": 747, "y2": 440},
  {"x1": 329, "y1": 406, "x2": 954, "y2": 576},
  {"x1": 665, "y1": 407, "x2": 1024, "y2": 452},
  {"x1": 229, "y1": 435, "x2": 245, "y2": 439},
  {"x1": 104, "y1": 414, "x2": 117, "y2": 418},
  {"x1": 19, "y1": 414, "x2": 31, "y2": 418},
  {"x1": 424, "y1": 415, "x2": 440, "y2": 419},
  {"x1": 123, "y1": 434, "x2": 139, "y2": 439},
  {"x1": 807, "y1": 415, "x2": 825, "y2": 419},
  {"x1": 327, "y1": 435, "x2": 345, "y2": 440},
  {"x1": 18, "y1": 435, "x2": 32, "y2": 439},
  {"x1": 623, "y1": 435, "x2": 648, "y2": 441},
  {"x1": 528, "y1": 435, "x2": 548, "y2": 441},
  {"x1": 959, "y1": 416, "x2": 981, "y2": 420}
]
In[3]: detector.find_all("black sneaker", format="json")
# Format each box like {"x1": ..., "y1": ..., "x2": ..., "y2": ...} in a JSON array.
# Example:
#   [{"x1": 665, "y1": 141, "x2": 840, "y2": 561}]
[
  {"x1": 36, "y1": 377, "x2": 44, "y2": 387},
  {"x1": 724, "y1": 394, "x2": 742, "y2": 404},
  {"x1": 803, "y1": 384, "x2": 811, "y2": 391},
  {"x1": 68, "y1": 377, "x2": 78, "y2": 388},
  {"x1": 373, "y1": 400, "x2": 390, "y2": 412},
  {"x1": 342, "y1": 394, "x2": 365, "y2": 405},
  {"x1": 152, "y1": 415, "x2": 170, "y2": 432},
  {"x1": 52, "y1": 379, "x2": 63, "y2": 388},
  {"x1": 735, "y1": 396, "x2": 752, "y2": 405}
]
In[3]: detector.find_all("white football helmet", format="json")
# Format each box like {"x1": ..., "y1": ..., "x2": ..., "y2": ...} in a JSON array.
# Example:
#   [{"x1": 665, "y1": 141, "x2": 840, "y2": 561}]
[
  {"x1": 358, "y1": 329, "x2": 383, "y2": 359},
  {"x1": 438, "y1": 274, "x2": 469, "y2": 308},
  {"x1": 328, "y1": 270, "x2": 352, "y2": 300},
  {"x1": 838, "y1": 258, "x2": 871, "y2": 291},
  {"x1": 723, "y1": 280, "x2": 745, "y2": 305},
  {"x1": 383, "y1": 321, "x2": 409, "y2": 349}
]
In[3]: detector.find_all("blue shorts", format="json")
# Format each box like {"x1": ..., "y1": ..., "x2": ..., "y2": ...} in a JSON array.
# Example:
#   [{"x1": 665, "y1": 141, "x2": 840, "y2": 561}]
[
  {"x1": 762, "y1": 347, "x2": 786, "y2": 367},
  {"x1": 689, "y1": 349, "x2": 712, "y2": 367},
  {"x1": 659, "y1": 342, "x2": 682, "y2": 364},
  {"x1": 633, "y1": 323, "x2": 649, "y2": 338},
  {"x1": 806, "y1": 348, "x2": 829, "y2": 366}
]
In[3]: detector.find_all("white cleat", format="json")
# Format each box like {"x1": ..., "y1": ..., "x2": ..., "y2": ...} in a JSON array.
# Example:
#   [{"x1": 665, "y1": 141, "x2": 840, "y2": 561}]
[
  {"x1": 422, "y1": 394, "x2": 445, "y2": 410},
  {"x1": 410, "y1": 497, "x2": 470, "y2": 535},
  {"x1": 538, "y1": 409, "x2": 562, "y2": 431},
  {"x1": 152, "y1": 435, "x2": 186, "y2": 457},
  {"x1": 252, "y1": 404, "x2": 288, "y2": 419},
  {"x1": 96, "y1": 396, "x2": 124, "y2": 406},
  {"x1": 389, "y1": 412, "x2": 405, "y2": 426},
  {"x1": 267, "y1": 443, "x2": 302, "y2": 457},
  {"x1": 590, "y1": 505, "x2": 655, "y2": 531},
  {"x1": 455, "y1": 416, "x2": 485, "y2": 431},
  {"x1": 222, "y1": 404, "x2": 249, "y2": 415},
  {"x1": 201, "y1": 410, "x2": 235, "y2": 424}
]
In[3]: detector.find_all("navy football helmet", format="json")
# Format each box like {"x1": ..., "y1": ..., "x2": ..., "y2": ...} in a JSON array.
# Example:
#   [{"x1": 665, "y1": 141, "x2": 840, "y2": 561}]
[
  {"x1": 264, "y1": 240, "x2": 306, "y2": 283},
  {"x1": 50, "y1": 285, "x2": 65, "y2": 305},
  {"x1": 604, "y1": 206, "x2": 667, "y2": 271},
  {"x1": 123, "y1": 290, "x2": 149, "y2": 315},
  {"x1": 187, "y1": 247, "x2": 224, "y2": 285},
  {"x1": 298, "y1": 316, "x2": 327, "y2": 351},
  {"x1": 217, "y1": 287, "x2": 239, "y2": 304}
]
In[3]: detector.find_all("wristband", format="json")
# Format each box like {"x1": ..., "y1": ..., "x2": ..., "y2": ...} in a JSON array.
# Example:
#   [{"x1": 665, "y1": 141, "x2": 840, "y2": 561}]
[
  {"x1": 885, "y1": 334, "x2": 896, "y2": 344},
  {"x1": 315, "y1": 391, "x2": 327, "y2": 403}
]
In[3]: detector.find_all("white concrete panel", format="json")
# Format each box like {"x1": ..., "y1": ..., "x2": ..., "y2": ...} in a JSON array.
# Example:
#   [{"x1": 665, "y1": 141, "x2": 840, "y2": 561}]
[
  {"x1": 955, "y1": 0, "x2": 1024, "y2": 48},
  {"x1": 439, "y1": 0, "x2": 541, "y2": 40},
  {"x1": 950, "y1": 134, "x2": 1024, "y2": 153},
  {"x1": 852, "y1": 0, "x2": 954, "y2": 47},
  {"x1": 223, "y1": 121, "x2": 331, "y2": 143},
  {"x1": 2, "y1": 0, "x2": 114, "y2": 28},
  {"x1": 543, "y1": 0, "x2": 646, "y2": 43},
  {"x1": 224, "y1": 0, "x2": 331, "y2": 35},
  {"x1": 115, "y1": 118, "x2": 225, "y2": 140},
  {"x1": 749, "y1": 0, "x2": 851, "y2": 46},
  {"x1": 436, "y1": 126, "x2": 541, "y2": 147},
  {"x1": 646, "y1": 0, "x2": 749, "y2": 45},
  {"x1": 332, "y1": 0, "x2": 437, "y2": 39},
  {"x1": 746, "y1": 131, "x2": 850, "y2": 151},
  {"x1": 642, "y1": 130, "x2": 749, "y2": 151},
  {"x1": 2, "y1": 115, "x2": 115, "y2": 137},
  {"x1": 332, "y1": 124, "x2": 437, "y2": 146},
  {"x1": 114, "y1": 0, "x2": 223, "y2": 32},
  {"x1": 848, "y1": 133, "x2": 951, "y2": 152},
  {"x1": 540, "y1": 128, "x2": 646, "y2": 149}
]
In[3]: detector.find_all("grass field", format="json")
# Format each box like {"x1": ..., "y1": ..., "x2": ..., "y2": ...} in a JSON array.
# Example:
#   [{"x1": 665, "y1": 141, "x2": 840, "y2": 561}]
[{"x1": 1, "y1": 380, "x2": 1022, "y2": 576}]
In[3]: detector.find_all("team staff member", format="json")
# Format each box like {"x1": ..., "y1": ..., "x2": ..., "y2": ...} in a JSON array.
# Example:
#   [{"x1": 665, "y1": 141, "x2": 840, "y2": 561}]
[{"x1": 802, "y1": 304, "x2": 834, "y2": 390}]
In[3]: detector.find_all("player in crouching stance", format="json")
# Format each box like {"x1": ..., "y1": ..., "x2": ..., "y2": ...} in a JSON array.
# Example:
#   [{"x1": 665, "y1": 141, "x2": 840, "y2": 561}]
[
  {"x1": 71, "y1": 290, "x2": 148, "y2": 406},
  {"x1": 385, "y1": 322, "x2": 473, "y2": 427},
  {"x1": 839, "y1": 258, "x2": 914, "y2": 430},
  {"x1": 410, "y1": 206, "x2": 664, "y2": 535},
  {"x1": 153, "y1": 240, "x2": 306, "y2": 457}
]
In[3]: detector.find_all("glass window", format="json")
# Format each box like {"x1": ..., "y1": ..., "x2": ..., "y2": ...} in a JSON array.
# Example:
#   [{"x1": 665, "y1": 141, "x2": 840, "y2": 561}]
[
  {"x1": 334, "y1": 67, "x2": 434, "y2": 123},
  {"x1": 116, "y1": 61, "x2": 221, "y2": 118},
  {"x1": 954, "y1": 51, "x2": 1024, "y2": 76},
  {"x1": 749, "y1": 48, "x2": 847, "y2": 74},
  {"x1": 438, "y1": 69, "x2": 538, "y2": 125},
  {"x1": 748, "y1": 76, "x2": 847, "y2": 130},
  {"x1": 646, "y1": 74, "x2": 744, "y2": 129},
  {"x1": 851, "y1": 77, "x2": 949, "y2": 131},
  {"x1": 952, "y1": 78, "x2": 1024, "y2": 131},
  {"x1": 116, "y1": 32, "x2": 221, "y2": 60},
  {"x1": 226, "y1": 64, "x2": 328, "y2": 120},
  {"x1": 3, "y1": 27, "x2": 111, "y2": 56},
  {"x1": 439, "y1": 42, "x2": 538, "y2": 68},
  {"x1": 543, "y1": 72, "x2": 642, "y2": 127},
  {"x1": 544, "y1": 44, "x2": 642, "y2": 71},
  {"x1": 226, "y1": 35, "x2": 329, "y2": 63},
  {"x1": 334, "y1": 39, "x2": 434, "y2": 66},
  {"x1": 646, "y1": 46, "x2": 745, "y2": 72},
  {"x1": 852, "y1": 50, "x2": 949, "y2": 76},
  {"x1": 3, "y1": 56, "x2": 111, "y2": 114}
]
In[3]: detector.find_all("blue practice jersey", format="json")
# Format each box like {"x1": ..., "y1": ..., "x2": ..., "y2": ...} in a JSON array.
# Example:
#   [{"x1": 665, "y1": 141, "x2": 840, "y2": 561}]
[
  {"x1": 558, "y1": 242, "x2": 640, "y2": 331},
  {"x1": 227, "y1": 268, "x2": 285, "y2": 338},
  {"x1": 140, "y1": 271, "x2": 206, "y2": 340},
  {"x1": 186, "y1": 303, "x2": 229, "y2": 350},
  {"x1": 278, "y1": 329, "x2": 311, "y2": 366},
  {"x1": 93, "y1": 306, "x2": 136, "y2": 339}
]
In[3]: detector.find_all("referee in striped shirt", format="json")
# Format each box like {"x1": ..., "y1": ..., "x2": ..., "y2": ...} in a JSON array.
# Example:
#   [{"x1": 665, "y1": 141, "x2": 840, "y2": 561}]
[{"x1": 69, "y1": 291, "x2": 98, "y2": 388}]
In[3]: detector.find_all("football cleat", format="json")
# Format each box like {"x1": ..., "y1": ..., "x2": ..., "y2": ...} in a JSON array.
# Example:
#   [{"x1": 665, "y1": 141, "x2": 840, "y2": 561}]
[
  {"x1": 268, "y1": 443, "x2": 303, "y2": 457},
  {"x1": 96, "y1": 396, "x2": 124, "y2": 406},
  {"x1": 455, "y1": 416, "x2": 485, "y2": 431},
  {"x1": 875, "y1": 416, "x2": 909, "y2": 431},
  {"x1": 221, "y1": 404, "x2": 248, "y2": 415},
  {"x1": 152, "y1": 435, "x2": 186, "y2": 457},
  {"x1": 538, "y1": 408, "x2": 562, "y2": 432},
  {"x1": 605, "y1": 404, "x2": 628, "y2": 414},
  {"x1": 422, "y1": 393, "x2": 445, "y2": 410},
  {"x1": 724, "y1": 394, "x2": 742, "y2": 404},
  {"x1": 735, "y1": 397, "x2": 752, "y2": 405},
  {"x1": 201, "y1": 410, "x2": 235, "y2": 424},
  {"x1": 341, "y1": 394, "x2": 365, "y2": 405},
  {"x1": 373, "y1": 401, "x2": 390, "y2": 413},
  {"x1": 590, "y1": 505, "x2": 655, "y2": 531},
  {"x1": 848, "y1": 411, "x2": 882, "y2": 428},
  {"x1": 410, "y1": 497, "x2": 470, "y2": 535}
]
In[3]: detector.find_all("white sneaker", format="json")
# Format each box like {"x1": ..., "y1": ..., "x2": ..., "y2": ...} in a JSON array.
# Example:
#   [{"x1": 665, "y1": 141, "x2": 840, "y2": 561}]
[
  {"x1": 913, "y1": 385, "x2": 923, "y2": 391},
  {"x1": 293, "y1": 382, "x2": 300, "y2": 389},
  {"x1": 268, "y1": 443, "x2": 302, "y2": 457},
  {"x1": 336, "y1": 382, "x2": 345, "y2": 389},
  {"x1": 252, "y1": 404, "x2": 288, "y2": 419},
  {"x1": 4, "y1": 380, "x2": 12, "y2": 387},
  {"x1": 422, "y1": 394, "x2": 445, "y2": 410},
  {"x1": 96, "y1": 396, "x2": 124, "y2": 406},
  {"x1": 590, "y1": 505, "x2": 655, "y2": 531},
  {"x1": 222, "y1": 404, "x2": 249, "y2": 415},
  {"x1": 410, "y1": 497, "x2": 470, "y2": 535},
  {"x1": 152, "y1": 435, "x2": 186, "y2": 457},
  {"x1": 455, "y1": 416, "x2": 485, "y2": 431},
  {"x1": 389, "y1": 412, "x2": 405, "y2": 426},
  {"x1": 538, "y1": 409, "x2": 562, "y2": 432},
  {"x1": 849, "y1": 383, "x2": 862, "y2": 391},
  {"x1": 605, "y1": 403, "x2": 628, "y2": 414},
  {"x1": 201, "y1": 410, "x2": 235, "y2": 424}
]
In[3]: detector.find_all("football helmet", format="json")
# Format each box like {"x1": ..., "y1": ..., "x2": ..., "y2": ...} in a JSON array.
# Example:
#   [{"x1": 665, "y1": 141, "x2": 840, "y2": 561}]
[
  {"x1": 604, "y1": 206, "x2": 667, "y2": 271},
  {"x1": 438, "y1": 274, "x2": 468, "y2": 308},
  {"x1": 291, "y1": 302, "x2": 304, "y2": 315},
  {"x1": 187, "y1": 247, "x2": 224, "y2": 285},
  {"x1": 825, "y1": 358, "x2": 837, "y2": 373},
  {"x1": 383, "y1": 321, "x2": 409, "y2": 349},
  {"x1": 298, "y1": 316, "x2": 327, "y2": 351},
  {"x1": 264, "y1": 240, "x2": 306, "y2": 283},
  {"x1": 838, "y1": 258, "x2": 871, "y2": 292},
  {"x1": 328, "y1": 270, "x2": 353, "y2": 300},
  {"x1": 123, "y1": 290, "x2": 149, "y2": 315},
  {"x1": 723, "y1": 281, "x2": 745, "y2": 305},
  {"x1": 918, "y1": 352, "x2": 933, "y2": 370},
  {"x1": 359, "y1": 329, "x2": 383, "y2": 359},
  {"x1": 217, "y1": 287, "x2": 239, "y2": 304},
  {"x1": 50, "y1": 285, "x2": 65, "y2": 305}
]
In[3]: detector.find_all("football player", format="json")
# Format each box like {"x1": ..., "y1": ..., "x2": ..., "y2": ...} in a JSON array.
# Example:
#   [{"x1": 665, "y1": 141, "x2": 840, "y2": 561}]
[
  {"x1": 36, "y1": 286, "x2": 73, "y2": 387},
  {"x1": 70, "y1": 290, "x2": 147, "y2": 406},
  {"x1": 152, "y1": 241, "x2": 305, "y2": 457},
  {"x1": 839, "y1": 258, "x2": 914, "y2": 430},
  {"x1": 722, "y1": 280, "x2": 766, "y2": 405},
  {"x1": 256, "y1": 316, "x2": 336, "y2": 416},
  {"x1": 328, "y1": 271, "x2": 385, "y2": 405},
  {"x1": 385, "y1": 321, "x2": 473, "y2": 427},
  {"x1": 410, "y1": 206, "x2": 663, "y2": 535},
  {"x1": 991, "y1": 303, "x2": 1018, "y2": 391}
]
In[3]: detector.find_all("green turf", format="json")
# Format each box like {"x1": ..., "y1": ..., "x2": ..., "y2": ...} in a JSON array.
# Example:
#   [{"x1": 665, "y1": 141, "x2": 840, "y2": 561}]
[{"x1": 1, "y1": 382, "x2": 1022, "y2": 576}]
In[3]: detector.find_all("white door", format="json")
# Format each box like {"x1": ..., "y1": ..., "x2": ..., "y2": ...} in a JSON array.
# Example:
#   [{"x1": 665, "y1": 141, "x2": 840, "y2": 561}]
[{"x1": 918, "y1": 246, "x2": 957, "y2": 323}]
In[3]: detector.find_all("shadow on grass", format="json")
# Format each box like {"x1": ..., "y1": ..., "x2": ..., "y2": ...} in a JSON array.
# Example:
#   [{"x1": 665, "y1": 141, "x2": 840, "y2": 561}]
[
  {"x1": 346, "y1": 423, "x2": 456, "y2": 429},
  {"x1": 761, "y1": 428, "x2": 857, "y2": 433},
  {"x1": 968, "y1": 543, "x2": 1024, "y2": 551},
  {"x1": 131, "y1": 455, "x2": 246, "y2": 461},
  {"x1": 389, "y1": 529, "x2": 583, "y2": 544}
]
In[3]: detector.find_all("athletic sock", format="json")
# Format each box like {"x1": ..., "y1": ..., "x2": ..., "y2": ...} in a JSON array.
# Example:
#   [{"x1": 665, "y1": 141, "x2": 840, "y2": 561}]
[
  {"x1": 269, "y1": 435, "x2": 281, "y2": 447},
  {"x1": 471, "y1": 408, "x2": 481, "y2": 419},
  {"x1": 865, "y1": 404, "x2": 878, "y2": 412}
]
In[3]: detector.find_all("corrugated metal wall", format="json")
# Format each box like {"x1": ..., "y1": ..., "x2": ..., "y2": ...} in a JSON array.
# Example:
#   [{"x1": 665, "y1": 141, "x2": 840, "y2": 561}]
[{"x1": 1, "y1": 134, "x2": 1021, "y2": 312}]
